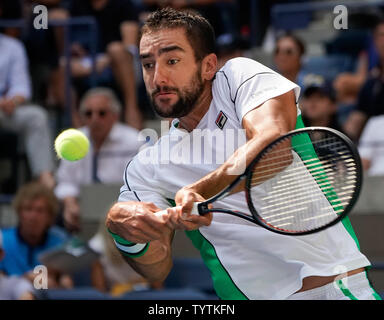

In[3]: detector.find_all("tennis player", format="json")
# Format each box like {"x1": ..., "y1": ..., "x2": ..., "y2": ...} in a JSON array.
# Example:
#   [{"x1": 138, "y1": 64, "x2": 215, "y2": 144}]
[{"x1": 106, "y1": 8, "x2": 380, "y2": 300}]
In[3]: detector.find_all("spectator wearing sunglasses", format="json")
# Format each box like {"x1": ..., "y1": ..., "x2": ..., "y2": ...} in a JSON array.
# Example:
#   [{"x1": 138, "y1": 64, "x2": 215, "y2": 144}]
[
  {"x1": 273, "y1": 33, "x2": 306, "y2": 89},
  {"x1": 54, "y1": 87, "x2": 144, "y2": 232}
]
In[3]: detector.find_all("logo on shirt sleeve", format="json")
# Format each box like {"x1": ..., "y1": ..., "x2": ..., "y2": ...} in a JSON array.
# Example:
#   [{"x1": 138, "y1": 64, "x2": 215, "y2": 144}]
[{"x1": 215, "y1": 111, "x2": 228, "y2": 129}]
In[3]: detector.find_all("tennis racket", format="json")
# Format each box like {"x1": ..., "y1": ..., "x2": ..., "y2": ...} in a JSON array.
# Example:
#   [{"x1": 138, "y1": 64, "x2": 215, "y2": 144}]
[{"x1": 157, "y1": 127, "x2": 362, "y2": 236}]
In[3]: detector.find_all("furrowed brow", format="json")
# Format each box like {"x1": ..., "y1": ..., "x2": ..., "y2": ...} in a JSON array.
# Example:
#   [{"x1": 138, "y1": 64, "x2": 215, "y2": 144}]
[
  {"x1": 158, "y1": 45, "x2": 185, "y2": 55},
  {"x1": 140, "y1": 45, "x2": 185, "y2": 60},
  {"x1": 139, "y1": 52, "x2": 152, "y2": 60}
]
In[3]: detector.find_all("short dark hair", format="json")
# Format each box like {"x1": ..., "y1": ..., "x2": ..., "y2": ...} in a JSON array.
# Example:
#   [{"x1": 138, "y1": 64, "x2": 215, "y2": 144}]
[
  {"x1": 276, "y1": 32, "x2": 306, "y2": 57},
  {"x1": 140, "y1": 7, "x2": 216, "y2": 62}
]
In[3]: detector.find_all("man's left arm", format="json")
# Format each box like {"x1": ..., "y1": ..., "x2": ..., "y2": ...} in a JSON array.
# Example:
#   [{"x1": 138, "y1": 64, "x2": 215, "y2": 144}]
[{"x1": 173, "y1": 90, "x2": 298, "y2": 221}]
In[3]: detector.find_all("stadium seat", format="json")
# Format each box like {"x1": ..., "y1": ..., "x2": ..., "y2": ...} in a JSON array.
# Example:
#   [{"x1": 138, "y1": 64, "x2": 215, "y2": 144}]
[
  {"x1": 301, "y1": 54, "x2": 356, "y2": 82},
  {"x1": 164, "y1": 257, "x2": 217, "y2": 297},
  {"x1": 117, "y1": 288, "x2": 213, "y2": 300},
  {"x1": 72, "y1": 266, "x2": 93, "y2": 287},
  {"x1": 35, "y1": 287, "x2": 111, "y2": 300}
]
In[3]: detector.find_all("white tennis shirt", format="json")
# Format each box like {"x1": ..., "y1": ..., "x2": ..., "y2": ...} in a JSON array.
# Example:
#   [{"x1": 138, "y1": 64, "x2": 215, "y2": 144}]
[
  {"x1": 358, "y1": 115, "x2": 384, "y2": 176},
  {"x1": 118, "y1": 57, "x2": 370, "y2": 299}
]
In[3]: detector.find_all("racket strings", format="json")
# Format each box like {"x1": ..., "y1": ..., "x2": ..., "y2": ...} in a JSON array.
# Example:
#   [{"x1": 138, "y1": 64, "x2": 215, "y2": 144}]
[
  {"x1": 248, "y1": 132, "x2": 358, "y2": 233},
  {"x1": 250, "y1": 140, "x2": 351, "y2": 175}
]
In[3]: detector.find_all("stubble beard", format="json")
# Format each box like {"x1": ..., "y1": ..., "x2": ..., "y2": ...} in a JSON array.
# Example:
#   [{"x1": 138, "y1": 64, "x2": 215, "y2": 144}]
[{"x1": 149, "y1": 69, "x2": 205, "y2": 118}]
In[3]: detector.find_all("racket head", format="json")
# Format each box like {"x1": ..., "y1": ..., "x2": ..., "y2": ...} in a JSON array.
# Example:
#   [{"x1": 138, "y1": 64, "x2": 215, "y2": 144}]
[{"x1": 245, "y1": 127, "x2": 362, "y2": 235}]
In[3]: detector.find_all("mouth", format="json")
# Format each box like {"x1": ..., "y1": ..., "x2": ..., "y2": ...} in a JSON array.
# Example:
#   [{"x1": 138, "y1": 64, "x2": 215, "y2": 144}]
[{"x1": 155, "y1": 91, "x2": 176, "y2": 98}]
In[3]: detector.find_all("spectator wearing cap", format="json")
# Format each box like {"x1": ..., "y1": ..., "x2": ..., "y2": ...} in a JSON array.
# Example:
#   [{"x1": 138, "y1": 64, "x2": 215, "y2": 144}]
[
  {"x1": 0, "y1": 230, "x2": 35, "y2": 300},
  {"x1": 299, "y1": 75, "x2": 343, "y2": 132},
  {"x1": 0, "y1": 182, "x2": 72, "y2": 289}
]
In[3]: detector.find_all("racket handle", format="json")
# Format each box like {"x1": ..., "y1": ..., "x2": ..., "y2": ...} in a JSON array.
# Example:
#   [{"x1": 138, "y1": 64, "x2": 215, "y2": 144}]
[{"x1": 154, "y1": 202, "x2": 201, "y2": 217}]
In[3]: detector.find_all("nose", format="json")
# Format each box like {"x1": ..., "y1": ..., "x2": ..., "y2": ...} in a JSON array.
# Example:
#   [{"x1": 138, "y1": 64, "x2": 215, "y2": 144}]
[{"x1": 152, "y1": 64, "x2": 168, "y2": 87}]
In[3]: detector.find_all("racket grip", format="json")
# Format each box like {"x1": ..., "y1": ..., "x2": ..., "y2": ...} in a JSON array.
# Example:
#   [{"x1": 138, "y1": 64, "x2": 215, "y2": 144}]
[{"x1": 155, "y1": 202, "x2": 201, "y2": 217}]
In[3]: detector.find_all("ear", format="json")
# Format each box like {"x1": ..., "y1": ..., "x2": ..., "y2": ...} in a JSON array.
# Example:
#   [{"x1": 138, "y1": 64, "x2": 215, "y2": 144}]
[{"x1": 201, "y1": 53, "x2": 218, "y2": 81}]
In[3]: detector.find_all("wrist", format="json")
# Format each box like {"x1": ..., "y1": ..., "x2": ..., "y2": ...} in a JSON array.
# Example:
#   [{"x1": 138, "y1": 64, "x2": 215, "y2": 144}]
[
  {"x1": 108, "y1": 228, "x2": 149, "y2": 258},
  {"x1": 113, "y1": 240, "x2": 150, "y2": 258}
]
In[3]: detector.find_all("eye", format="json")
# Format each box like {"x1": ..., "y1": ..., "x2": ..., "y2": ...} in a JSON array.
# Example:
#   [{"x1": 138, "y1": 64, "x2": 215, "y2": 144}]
[
  {"x1": 143, "y1": 62, "x2": 154, "y2": 70},
  {"x1": 168, "y1": 59, "x2": 179, "y2": 65}
]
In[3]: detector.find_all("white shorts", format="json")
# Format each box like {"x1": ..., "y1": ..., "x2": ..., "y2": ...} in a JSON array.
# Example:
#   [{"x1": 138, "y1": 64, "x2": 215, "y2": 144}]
[{"x1": 287, "y1": 272, "x2": 381, "y2": 300}]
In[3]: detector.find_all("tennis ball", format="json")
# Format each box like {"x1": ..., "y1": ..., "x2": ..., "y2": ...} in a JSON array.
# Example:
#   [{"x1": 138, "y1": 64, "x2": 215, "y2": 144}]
[{"x1": 54, "y1": 128, "x2": 90, "y2": 161}]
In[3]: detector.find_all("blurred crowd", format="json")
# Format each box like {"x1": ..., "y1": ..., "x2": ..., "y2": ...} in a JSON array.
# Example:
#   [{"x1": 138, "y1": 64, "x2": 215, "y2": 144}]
[{"x1": 1, "y1": 0, "x2": 384, "y2": 299}]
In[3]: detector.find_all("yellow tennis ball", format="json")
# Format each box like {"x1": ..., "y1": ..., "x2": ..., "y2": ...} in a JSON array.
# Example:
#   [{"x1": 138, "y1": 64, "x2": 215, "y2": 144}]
[{"x1": 54, "y1": 128, "x2": 90, "y2": 161}]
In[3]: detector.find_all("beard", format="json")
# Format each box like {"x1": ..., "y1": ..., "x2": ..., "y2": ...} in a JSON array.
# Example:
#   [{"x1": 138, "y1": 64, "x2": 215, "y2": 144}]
[{"x1": 149, "y1": 68, "x2": 204, "y2": 118}]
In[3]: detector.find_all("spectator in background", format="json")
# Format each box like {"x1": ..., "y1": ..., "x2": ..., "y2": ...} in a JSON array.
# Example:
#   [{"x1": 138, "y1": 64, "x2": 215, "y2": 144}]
[
  {"x1": 22, "y1": 1, "x2": 70, "y2": 115},
  {"x1": 88, "y1": 215, "x2": 162, "y2": 296},
  {"x1": 332, "y1": 51, "x2": 368, "y2": 126},
  {"x1": 358, "y1": 115, "x2": 384, "y2": 176},
  {"x1": 299, "y1": 75, "x2": 343, "y2": 132},
  {"x1": 344, "y1": 19, "x2": 384, "y2": 142},
  {"x1": 273, "y1": 33, "x2": 306, "y2": 88},
  {"x1": 0, "y1": 230, "x2": 35, "y2": 300},
  {"x1": 141, "y1": 0, "x2": 240, "y2": 39},
  {"x1": 55, "y1": 87, "x2": 144, "y2": 232},
  {"x1": 66, "y1": 0, "x2": 143, "y2": 130},
  {"x1": 0, "y1": 182, "x2": 72, "y2": 289},
  {"x1": 215, "y1": 33, "x2": 245, "y2": 69},
  {"x1": 0, "y1": 0, "x2": 23, "y2": 38},
  {"x1": 0, "y1": 32, "x2": 55, "y2": 189}
]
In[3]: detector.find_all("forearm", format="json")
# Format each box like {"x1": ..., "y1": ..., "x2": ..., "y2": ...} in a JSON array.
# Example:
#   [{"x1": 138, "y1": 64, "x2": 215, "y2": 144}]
[
  {"x1": 187, "y1": 124, "x2": 283, "y2": 199},
  {"x1": 10, "y1": 95, "x2": 26, "y2": 106},
  {"x1": 121, "y1": 236, "x2": 173, "y2": 282},
  {"x1": 106, "y1": 201, "x2": 175, "y2": 282},
  {"x1": 121, "y1": 22, "x2": 139, "y2": 48},
  {"x1": 185, "y1": 92, "x2": 297, "y2": 198}
]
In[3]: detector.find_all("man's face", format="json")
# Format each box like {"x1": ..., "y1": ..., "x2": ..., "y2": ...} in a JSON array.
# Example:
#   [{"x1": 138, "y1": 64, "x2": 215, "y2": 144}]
[
  {"x1": 374, "y1": 24, "x2": 384, "y2": 60},
  {"x1": 140, "y1": 28, "x2": 205, "y2": 118},
  {"x1": 81, "y1": 95, "x2": 118, "y2": 142},
  {"x1": 301, "y1": 91, "x2": 335, "y2": 121},
  {"x1": 274, "y1": 37, "x2": 302, "y2": 75},
  {"x1": 18, "y1": 197, "x2": 53, "y2": 239}
]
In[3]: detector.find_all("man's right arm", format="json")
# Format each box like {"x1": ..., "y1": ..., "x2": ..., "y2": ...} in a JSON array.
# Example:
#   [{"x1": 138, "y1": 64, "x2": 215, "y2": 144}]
[
  {"x1": 106, "y1": 201, "x2": 174, "y2": 282},
  {"x1": 107, "y1": 153, "x2": 212, "y2": 282}
]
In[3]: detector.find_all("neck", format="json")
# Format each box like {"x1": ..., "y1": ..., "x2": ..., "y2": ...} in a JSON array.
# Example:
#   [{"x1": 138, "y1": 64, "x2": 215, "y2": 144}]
[
  {"x1": 91, "y1": 133, "x2": 109, "y2": 152},
  {"x1": 92, "y1": 138, "x2": 105, "y2": 153},
  {"x1": 178, "y1": 84, "x2": 213, "y2": 132},
  {"x1": 310, "y1": 116, "x2": 332, "y2": 127},
  {"x1": 18, "y1": 227, "x2": 45, "y2": 247},
  {"x1": 283, "y1": 70, "x2": 299, "y2": 82}
]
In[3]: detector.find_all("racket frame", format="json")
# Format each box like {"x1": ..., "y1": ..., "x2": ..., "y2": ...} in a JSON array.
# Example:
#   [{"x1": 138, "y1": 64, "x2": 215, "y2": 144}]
[{"x1": 198, "y1": 127, "x2": 363, "y2": 235}]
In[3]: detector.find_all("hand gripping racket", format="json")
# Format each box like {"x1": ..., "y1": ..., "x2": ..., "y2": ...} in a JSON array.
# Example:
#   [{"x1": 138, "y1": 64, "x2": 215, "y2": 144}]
[{"x1": 157, "y1": 127, "x2": 362, "y2": 236}]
